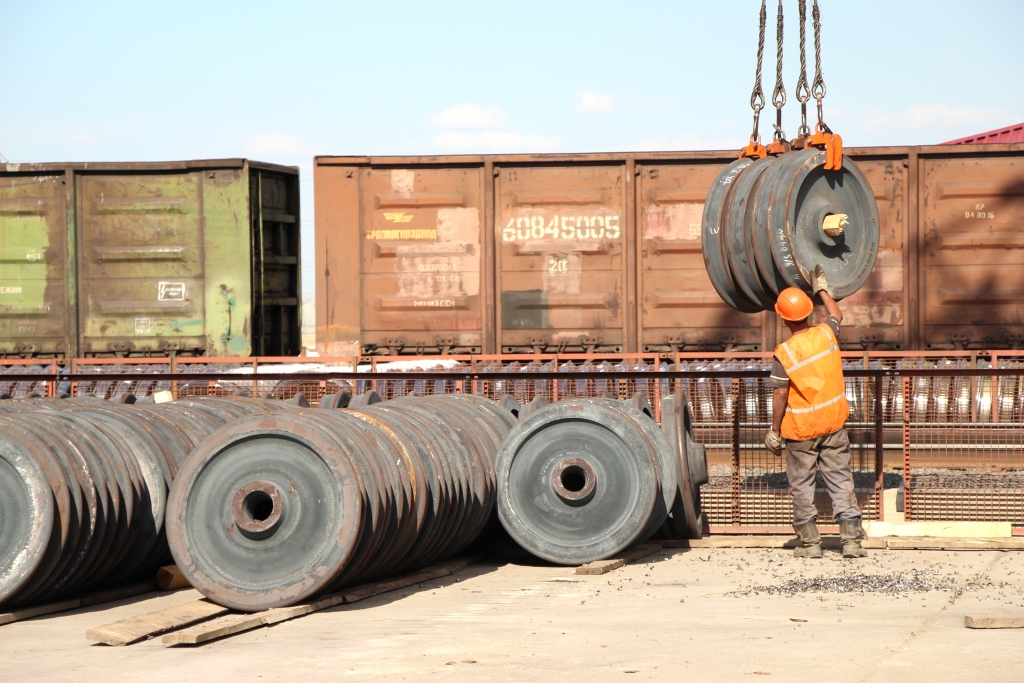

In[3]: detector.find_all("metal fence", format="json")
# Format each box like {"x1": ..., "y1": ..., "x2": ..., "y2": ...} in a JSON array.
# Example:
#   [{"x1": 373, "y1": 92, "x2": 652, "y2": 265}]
[{"x1": 2, "y1": 354, "x2": 1022, "y2": 533}]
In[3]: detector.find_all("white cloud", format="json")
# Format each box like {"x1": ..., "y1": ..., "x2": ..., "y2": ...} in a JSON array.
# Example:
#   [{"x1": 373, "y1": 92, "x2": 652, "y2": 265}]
[
  {"x1": 430, "y1": 104, "x2": 506, "y2": 129},
  {"x1": 244, "y1": 132, "x2": 307, "y2": 158},
  {"x1": 574, "y1": 91, "x2": 615, "y2": 115},
  {"x1": 635, "y1": 133, "x2": 746, "y2": 152},
  {"x1": 859, "y1": 103, "x2": 1011, "y2": 131},
  {"x1": 431, "y1": 130, "x2": 560, "y2": 153},
  {"x1": 426, "y1": 103, "x2": 556, "y2": 153}
]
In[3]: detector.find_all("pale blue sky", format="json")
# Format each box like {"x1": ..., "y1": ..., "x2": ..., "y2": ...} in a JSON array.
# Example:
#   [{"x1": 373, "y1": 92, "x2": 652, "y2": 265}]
[{"x1": 3, "y1": 0, "x2": 1023, "y2": 299}]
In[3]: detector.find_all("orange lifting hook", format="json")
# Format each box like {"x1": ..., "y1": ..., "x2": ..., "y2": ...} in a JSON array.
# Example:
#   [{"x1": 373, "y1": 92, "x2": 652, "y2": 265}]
[
  {"x1": 808, "y1": 123, "x2": 843, "y2": 170},
  {"x1": 739, "y1": 138, "x2": 768, "y2": 160}
]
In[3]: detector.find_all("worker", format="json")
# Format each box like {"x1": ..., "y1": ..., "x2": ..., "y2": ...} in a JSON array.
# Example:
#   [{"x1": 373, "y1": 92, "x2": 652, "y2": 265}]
[{"x1": 764, "y1": 265, "x2": 866, "y2": 559}]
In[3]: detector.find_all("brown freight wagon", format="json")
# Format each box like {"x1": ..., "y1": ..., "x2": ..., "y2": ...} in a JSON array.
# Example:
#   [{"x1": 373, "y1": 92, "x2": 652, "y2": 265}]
[
  {"x1": 314, "y1": 144, "x2": 1024, "y2": 356},
  {"x1": 0, "y1": 159, "x2": 301, "y2": 358}
]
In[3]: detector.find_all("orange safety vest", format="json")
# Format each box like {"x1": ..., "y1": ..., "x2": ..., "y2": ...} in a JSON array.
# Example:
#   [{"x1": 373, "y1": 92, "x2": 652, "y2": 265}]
[{"x1": 775, "y1": 323, "x2": 849, "y2": 440}]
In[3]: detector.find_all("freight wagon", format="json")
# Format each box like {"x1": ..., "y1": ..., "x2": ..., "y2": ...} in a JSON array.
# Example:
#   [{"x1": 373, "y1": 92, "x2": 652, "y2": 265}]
[
  {"x1": 0, "y1": 159, "x2": 301, "y2": 358},
  {"x1": 314, "y1": 143, "x2": 1024, "y2": 356}
]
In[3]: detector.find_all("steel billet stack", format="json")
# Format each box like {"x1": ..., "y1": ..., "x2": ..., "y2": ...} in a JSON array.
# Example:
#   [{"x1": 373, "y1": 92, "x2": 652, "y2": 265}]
[
  {"x1": 165, "y1": 393, "x2": 516, "y2": 612},
  {"x1": 0, "y1": 397, "x2": 288, "y2": 609},
  {"x1": 496, "y1": 389, "x2": 708, "y2": 565}
]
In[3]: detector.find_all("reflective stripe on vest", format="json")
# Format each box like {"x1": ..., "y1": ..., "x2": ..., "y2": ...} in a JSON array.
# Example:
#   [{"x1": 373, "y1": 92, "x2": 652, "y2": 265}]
[{"x1": 775, "y1": 323, "x2": 849, "y2": 440}]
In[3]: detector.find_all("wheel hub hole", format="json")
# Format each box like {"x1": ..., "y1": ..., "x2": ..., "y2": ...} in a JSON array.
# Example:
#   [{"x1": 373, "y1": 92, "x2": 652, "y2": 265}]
[
  {"x1": 244, "y1": 490, "x2": 274, "y2": 522},
  {"x1": 560, "y1": 465, "x2": 588, "y2": 493},
  {"x1": 552, "y1": 457, "x2": 597, "y2": 504}
]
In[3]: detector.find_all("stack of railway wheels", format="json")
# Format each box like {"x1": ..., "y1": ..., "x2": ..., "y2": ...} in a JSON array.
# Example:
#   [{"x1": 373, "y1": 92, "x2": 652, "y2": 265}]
[
  {"x1": 702, "y1": 147, "x2": 879, "y2": 312},
  {"x1": 495, "y1": 388, "x2": 708, "y2": 565},
  {"x1": 165, "y1": 393, "x2": 517, "y2": 612},
  {"x1": 0, "y1": 397, "x2": 289, "y2": 609}
]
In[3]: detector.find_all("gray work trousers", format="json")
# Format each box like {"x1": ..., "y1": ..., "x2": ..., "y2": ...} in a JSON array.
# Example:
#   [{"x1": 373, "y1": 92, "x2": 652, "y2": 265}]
[{"x1": 785, "y1": 427, "x2": 862, "y2": 526}]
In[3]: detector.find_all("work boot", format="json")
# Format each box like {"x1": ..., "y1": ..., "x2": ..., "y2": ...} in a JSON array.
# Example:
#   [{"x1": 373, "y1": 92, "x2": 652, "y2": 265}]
[
  {"x1": 840, "y1": 518, "x2": 868, "y2": 558},
  {"x1": 793, "y1": 521, "x2": 823, "y2": 558}
]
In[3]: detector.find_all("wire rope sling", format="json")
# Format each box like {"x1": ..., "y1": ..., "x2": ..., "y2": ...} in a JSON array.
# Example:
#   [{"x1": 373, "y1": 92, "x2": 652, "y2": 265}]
[{"x1": 702, "y1": 0, "x2": 879, "y2": 313}]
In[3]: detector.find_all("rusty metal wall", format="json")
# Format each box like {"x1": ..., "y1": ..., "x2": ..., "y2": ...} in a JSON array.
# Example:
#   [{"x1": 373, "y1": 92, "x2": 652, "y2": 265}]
[
  {"x1": 497, "y1": 164, "x2": 628, "y2": 353},
  {"x1": 0, "y1": 160, "x2": 301, "y2": 359},
  {"x1": 638, "y1": 161, "x2": 764, "y2": 352},
  {"x1": 920, "y1": 155, "x2": 1024, "y2": 350},
  {"x1": 315, "y1": 143, "x2": 1024, "y2": 356},
  {"x1": 315, "y1": 165, "x2": 487, "y2": 357}
]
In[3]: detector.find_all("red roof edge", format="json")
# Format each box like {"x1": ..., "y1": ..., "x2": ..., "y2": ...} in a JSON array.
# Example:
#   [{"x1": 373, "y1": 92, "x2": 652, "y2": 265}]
[{"x1": 941, "y1": 122, "x2": 1024, "y2": 145}]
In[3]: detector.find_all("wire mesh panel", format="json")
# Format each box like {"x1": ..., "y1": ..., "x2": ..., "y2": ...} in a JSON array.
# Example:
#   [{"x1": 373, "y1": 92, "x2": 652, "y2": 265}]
[
  {"x1": 904, "y1": 369, "x2": 1024, "y2": 526},
  {"x1": 1, "y1": 353, "x2": 1022, "y2": 530},
  {"x1": 690, "y1": 372, "x2": 883, "y2": 527}
]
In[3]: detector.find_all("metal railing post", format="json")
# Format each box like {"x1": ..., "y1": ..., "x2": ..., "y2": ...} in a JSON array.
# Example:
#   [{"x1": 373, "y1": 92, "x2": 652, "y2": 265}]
[
  {"x1": 731, "y1": 380, "x2": 742, "y2": 526},
  {"x1": 991, "y1": 352, "x2": 1000, "y2": 423},
  {"x1": 902, "y1": 375, "x2": 912, "y2": 520},
  {"x1": 875, "y1": 373, "x2": 884, "y2": 521},
  {"x1": 170, "y1": 356, "x2": 178, "y2": 400}
]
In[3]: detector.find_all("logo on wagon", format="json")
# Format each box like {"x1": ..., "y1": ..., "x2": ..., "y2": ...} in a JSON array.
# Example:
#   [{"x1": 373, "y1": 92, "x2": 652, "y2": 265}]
[{"x1": 158, "y1": 282, "x2": 186, "y2": 301}]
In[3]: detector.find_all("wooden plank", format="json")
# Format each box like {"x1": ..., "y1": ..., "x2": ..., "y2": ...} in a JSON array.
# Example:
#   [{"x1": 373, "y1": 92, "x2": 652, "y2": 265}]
[
  {"x1": 865, "y1": 521, "x2": 1012, "y2": 538},
  {"x1": 162, "y1": 613, "x2": 265, "y2": 645},
  {"x1": 86, "y1": 599, "x2": 230, "y2": 646},
  {"x1": 0, "y1": 599, "x2": 81, "y2": 627},
  {"x1": 162, "y1": 556, "x2": 479, "y2": 646},
  {"x1": 887, "y1": 538, "x2": 1024, "y2": 551},
  {"x1": 965, "y1": 615, "x2": 1024, "y2": 629},
  {"x1": 342, "y1": 566, "x2": 453, "y2": 604},
  {"x1": 154, "y1": 566, "x2": 190, "y2": 591},
  {"x1": 662, "y1": 537, "x2": 887, "y2": 550},
  {"x1": 575, "y1": 543, "x2": 663, "y2": 576}
]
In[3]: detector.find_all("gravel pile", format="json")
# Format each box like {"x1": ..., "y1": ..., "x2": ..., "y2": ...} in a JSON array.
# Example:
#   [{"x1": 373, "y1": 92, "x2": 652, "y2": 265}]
[
  {"x1": 909, "y1": 469, "x2": 1024, "y2": 489},
  {"x1": 730, "y1": 569, "x2": 994, "y2": 598}
]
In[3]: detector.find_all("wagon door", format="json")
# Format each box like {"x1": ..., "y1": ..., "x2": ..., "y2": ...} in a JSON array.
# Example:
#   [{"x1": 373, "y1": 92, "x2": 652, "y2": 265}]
[
  {"x1": 77, "y1": 172, "x2": 206, "y2": 356},
  {"x1": 0, "y1": 173, "x2": 71, "y2": 357}
]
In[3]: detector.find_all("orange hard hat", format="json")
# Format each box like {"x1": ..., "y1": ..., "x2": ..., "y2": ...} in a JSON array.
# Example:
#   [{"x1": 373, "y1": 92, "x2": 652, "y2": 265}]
[{"x1": 775, "y1": 288, "x2": 814, "y2": 322}]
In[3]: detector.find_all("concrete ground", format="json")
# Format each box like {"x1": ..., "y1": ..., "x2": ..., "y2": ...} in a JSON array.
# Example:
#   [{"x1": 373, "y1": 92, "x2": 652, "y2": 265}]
[{"x1": 2, "y1": 546, "x2": 1022, "y2": 683}]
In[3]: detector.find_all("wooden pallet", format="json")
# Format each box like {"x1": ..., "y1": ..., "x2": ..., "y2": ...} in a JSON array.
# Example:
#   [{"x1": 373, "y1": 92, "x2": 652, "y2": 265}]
[{"x1": 86, "y1": 557, "x2": 477, "y2": 647}]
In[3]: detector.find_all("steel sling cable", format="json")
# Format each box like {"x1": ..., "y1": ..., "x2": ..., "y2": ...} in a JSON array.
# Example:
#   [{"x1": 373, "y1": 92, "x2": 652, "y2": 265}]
[
  {"x1": 771, "y1": 0, "x2": 787, "y2": 141},
  {"x1": 748, "y1": 0, "x2": 767, "y2": 147},
  {"x1": 811, "y1": 0, "x2": 830, "y2": 132},
  {"x1": 794, "y1": 0, "x2": 811, "y2": 140}
]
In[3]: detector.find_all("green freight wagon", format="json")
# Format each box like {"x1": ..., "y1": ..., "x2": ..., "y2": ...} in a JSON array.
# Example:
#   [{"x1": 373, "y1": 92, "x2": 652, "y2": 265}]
[{"x1": 0, "y1": 159, "x2": 300, "y2": 358}]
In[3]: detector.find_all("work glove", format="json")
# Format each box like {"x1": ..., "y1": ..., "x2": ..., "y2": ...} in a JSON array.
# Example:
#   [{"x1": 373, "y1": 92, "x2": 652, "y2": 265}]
[
  {"x1": 765, "y1": 429, "x2": 783, "y2": 457},
  {"x1": 811, "y1": 264, "x2": 834, "y2": 298}
]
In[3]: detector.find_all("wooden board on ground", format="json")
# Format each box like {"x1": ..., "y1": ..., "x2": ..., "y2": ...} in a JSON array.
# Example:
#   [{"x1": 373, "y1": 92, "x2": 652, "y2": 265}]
[
  {"x1": 155, "y1": 565, "x2": 191, "y2": 591},
  {"x1": 964, "y1": 615, "x2": 1024, "y2": 629},
  {"x1": 0, "y1": 599, "x2": 82, "y2": 627},
  {"x1": 86, "y1": 599, "x2": 231, "y2": 646},
  {"x1": 575, "y1": 543, "x2": 663, "y2": 575},
  {"x1": 662, "y1": 536, "x2": 1017, "y2": 551},
  {"x1": 161, "y1": 556, "x2": 477, "y2": 646},
  {"x1": 887, "y1": 538, "x2": 1024, "y2": 551},
  {"x1": 1, "y1": 581, "x2": 155, "y2": 627},
  {"x1": 865, "y1": 521, "x2": 1012, "y2": 538}
]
